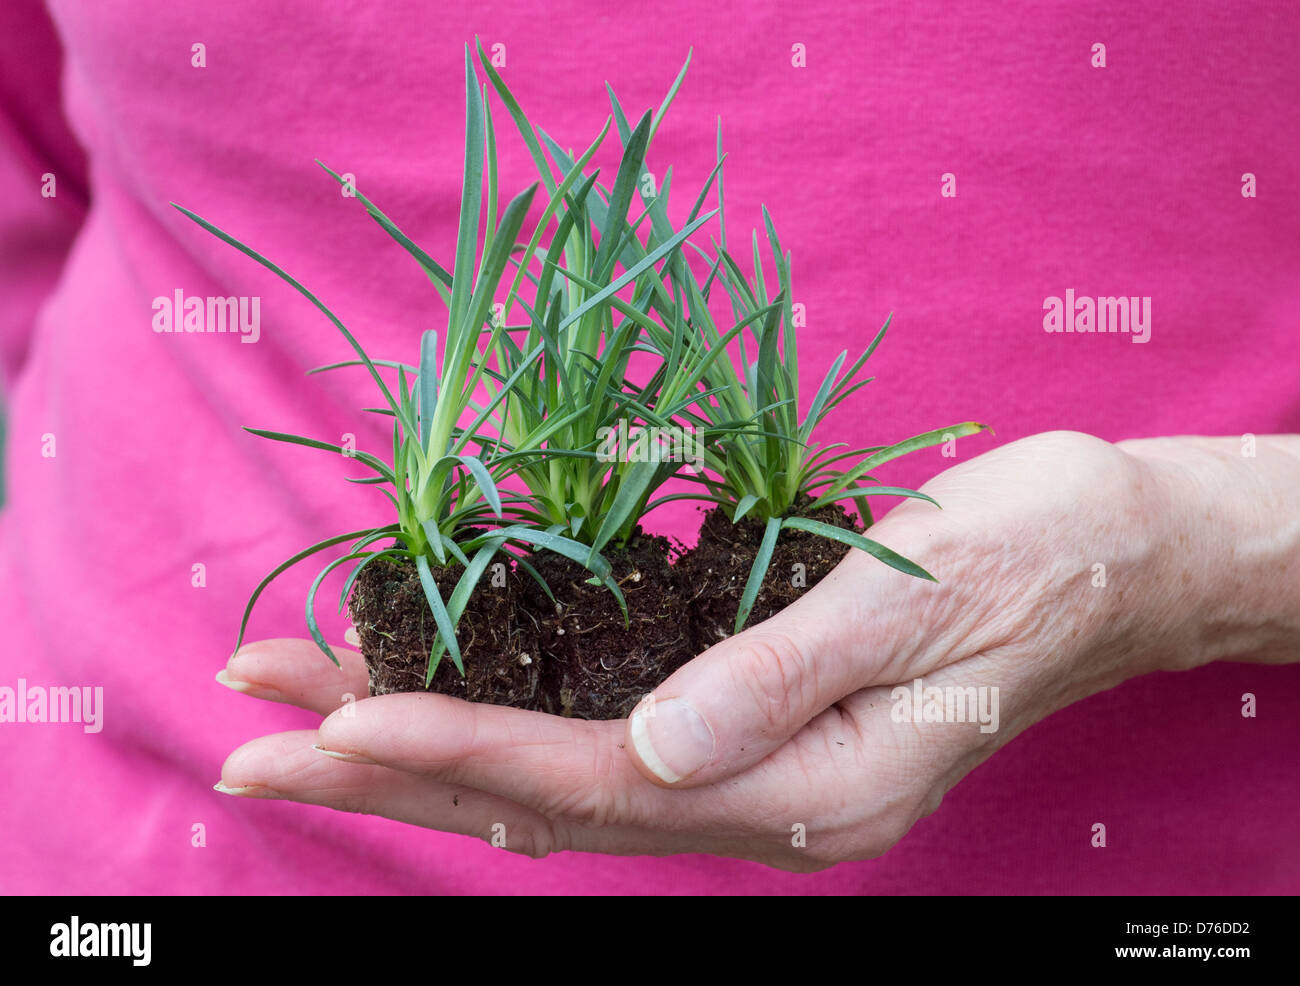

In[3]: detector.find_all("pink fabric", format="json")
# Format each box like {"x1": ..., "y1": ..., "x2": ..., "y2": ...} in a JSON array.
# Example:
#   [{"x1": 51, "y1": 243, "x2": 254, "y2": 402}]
[{"x1": 1, "y1": 0, "x2": 1296, "y2": 894}]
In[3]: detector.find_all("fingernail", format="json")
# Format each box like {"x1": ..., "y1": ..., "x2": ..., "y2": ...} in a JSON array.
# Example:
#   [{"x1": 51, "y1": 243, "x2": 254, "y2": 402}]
[
  {"x1": 344, "y1": 626, "x2": 361, "y2": 647},
  {"x1": 312, "y1": 743, "x2": 377, "y2": 765},
  {"x1": 629, "y1": 698, "x2": 715, "y2": 783},
  {"x1": 214, "y1": 781, "x2": 281, "y2": 798},
  {"x1": 215, "y1": 669, "x2": 286, "y2": 702},
  {"x1": 215, "y1": 669, "x2": 253, "y2": 692}
]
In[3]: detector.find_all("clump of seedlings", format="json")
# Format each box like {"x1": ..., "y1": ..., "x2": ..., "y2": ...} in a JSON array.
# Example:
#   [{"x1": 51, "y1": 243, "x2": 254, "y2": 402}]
[
  {"x1": 179, "y1": 42, "x2": 988, "y2": 719},
  {"x1": 662, "y1": 203, "x2": 988, "y2": 649}
]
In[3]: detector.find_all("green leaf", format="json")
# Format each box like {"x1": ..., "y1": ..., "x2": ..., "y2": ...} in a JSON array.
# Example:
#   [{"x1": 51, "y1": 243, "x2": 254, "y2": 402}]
[
  {"x1": 781, "y1": 517, "x2": 936, "y2": 582},
  {"x1": 307, "y1": 553, "x2": 374, "y2": 667},
  {"x1": 455, "y1": 454, "x2": 503, "y2": 516},
  {"x1": 462, "y1": 181, "x2": 540, "y2": 353},
  {"x1": 427, "y1": 537, "x2": 507, "y2": 669},
  {"x1": 232, "y1": 526, "x2": 399, "y2": 655},
  {"x1": 558, "y1": 209, "x2": 717, "y2": 332},
  {"x1": 456, "y1": 342, "x2": 544, "y2": 451},
  {"x1": 649, "y1": 48, "x2": 692, "y2": 141},
  {"x1": 308, "y1": 358, "x2": 420, "y2": 376},
  {"x1": 829, "y1": 422, "x2": 990, "y2": 495},
  {"x1": 592, "y1": 110, "x2": 652, "y2": 279},
  {"x1": 808, "y1": 485, "x2": 940, "y2": 511},
  {"x1": 799, "y1": 351, "x2": 847, "y2": 443},
  {"x1": 415, "y1": 553, "x2": 463, "y2": 675},
  {"x1": 828, "y1": 313, "x2": 891, "y2": 405},
  {"x1": 474, "y1": 36, "x2": 557, "y2": 193},
  {"x1": 735, "y1": 516, "x2": 782, "y2": 633},
  {"x1": 243, "y1": 428, "x2": 396, "y2": 484},
  {"x1": 316, "y1": 161, "x2": 454, "y2": 290},
  {"x1": 588, "y1": 459, "x2": 661, "y2": 559},
  {"x1": 421, "y1": 519, "x2": 447, "y2": 565},
  {"x1": 503, "y1": 119, "x2": 611, "y2": 309},
  {"x1": 419, "y1": 330, "x2": 439, "y2": 450},
  {"x1": 170, "y1": 204, "x2": 408, "y2": 427},
  {"x1": 448, "y1": 46, "x2": 486, "y2": 340},
  {"x1": 439, "y1": 535, "x2": 471, "y2": 568},
  {"x1": 566, "y1": 501, "x2": 586, "y2": 538},
  {"x1": 732, "y1": 492, "x2": 761, "y2": 523},
  {"x1": 495, "y1": 524, "x2": 627, "y2": 616}
]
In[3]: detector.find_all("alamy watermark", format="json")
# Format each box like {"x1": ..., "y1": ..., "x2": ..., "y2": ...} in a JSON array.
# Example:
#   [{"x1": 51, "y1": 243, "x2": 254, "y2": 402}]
[
  {"x1": 596, "y1": 419, "x2": 703, "y2": 473},
  {"x1": 890, "y1": 677, "x2": 999, "y2": 733},
  {"x1": 0, "y1": 679, "x2": 103, "y2": 733},
  {"x1": 152, "y1": 290, "x2": 261, "y2": 343},
  {"x1": 1043, "y1": 289, "x2": 1151, "y2": 344},
  {"x1": 50, "y1": 917, "x2": 150, "y2": 966}
]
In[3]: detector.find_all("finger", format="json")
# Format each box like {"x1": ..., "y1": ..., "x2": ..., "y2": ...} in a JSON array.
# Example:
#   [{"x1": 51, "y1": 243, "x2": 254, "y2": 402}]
[
  {"x1": 216, "y1": 729, "x2": 558, "y2": 847},
  {"x1": 625, "y1": 542, "x2": 939, "y2": 788},
  {"x1": 216, "y1": 729, "x2": 720, "y2": 861},
  {"x1": 312, "y1": 696, "x2": 843, "y2": 866},
  {"x1": 235, "y1": 680, "x2": 970, "y2": 870},
  {"x1": 216, "y1": 638, "x2": 369, "y2": 716},
  {"x1": 316, "y1": 692, "x2": 687, "y2": 829},
  {"x1": 220, "y1": 646, "x2": 839, "y2": 861}
]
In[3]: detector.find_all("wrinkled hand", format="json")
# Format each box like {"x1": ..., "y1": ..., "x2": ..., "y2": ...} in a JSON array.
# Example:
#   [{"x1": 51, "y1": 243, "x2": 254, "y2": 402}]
[{"x1": 216, "y1": 430, "x2": 1254, "y2": 870}]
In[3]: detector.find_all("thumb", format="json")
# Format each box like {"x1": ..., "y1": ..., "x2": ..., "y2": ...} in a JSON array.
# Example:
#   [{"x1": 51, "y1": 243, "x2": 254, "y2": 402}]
[{"x1": 624, "y1": 552, "x2": 923, "y2": 787}]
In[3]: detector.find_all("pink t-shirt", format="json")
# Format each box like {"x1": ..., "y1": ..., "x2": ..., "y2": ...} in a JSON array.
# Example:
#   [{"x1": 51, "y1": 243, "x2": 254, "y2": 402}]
[{"x1": 1, "y1": 0, "x2": 1296, "y2": 893}]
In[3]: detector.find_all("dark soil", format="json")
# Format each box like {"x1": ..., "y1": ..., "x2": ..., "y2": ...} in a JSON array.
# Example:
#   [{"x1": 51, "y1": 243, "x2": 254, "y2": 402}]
[
  {"x1": 675, "y1": 500, "x2": 860, "y2": 653},
  {"x1": 349, "y1": 554, "x2": 542, "y2": 709},
  {"x1": 346, "y1": 509, "x2": 852, "y2": 717},
  {"x1": 523, "y1": 530, "x2": 693, "y2": 720}
]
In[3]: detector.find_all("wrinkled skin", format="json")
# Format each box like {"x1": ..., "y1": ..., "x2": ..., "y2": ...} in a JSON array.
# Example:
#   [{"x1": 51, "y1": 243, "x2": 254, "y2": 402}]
[{"x1": 216, "y1": 431, "x2": 1300, "y2": 871}]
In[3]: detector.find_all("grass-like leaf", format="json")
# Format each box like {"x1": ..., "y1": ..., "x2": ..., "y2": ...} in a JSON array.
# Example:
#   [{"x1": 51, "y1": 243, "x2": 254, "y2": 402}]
[
  {"x1": 415, "y1": 553, "x2": 463, "y2": 675},
  {"x1": 781, "y1": 517, "x2": 936, "y2": 582},
  {"x1": 232, "y1": 526, "x2": 398, "y2": 656},
  {"x1": 735, "y1": 515, "x2": 782, "y2": 633},
  {"x1": 189, "y1": 50, "x2": 984, "y2": 691}
]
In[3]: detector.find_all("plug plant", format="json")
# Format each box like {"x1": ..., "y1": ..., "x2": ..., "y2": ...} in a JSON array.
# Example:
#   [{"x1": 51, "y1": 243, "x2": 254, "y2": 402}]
[
  {"x1": 464, "y1": 45, "x2": 751, "y2": 716},
  {"x1": 180, "y1": 43, "x2": 988, "y2": 716},
  {"x1": 174, "y1": 47, "x2": 628, "y2": 693},
  {"x1": 655, "y1": 153, "x2": 988, "y2": 639},
  {"x1": 468, "y1": 44, "x2": 732, "y2": 558}
]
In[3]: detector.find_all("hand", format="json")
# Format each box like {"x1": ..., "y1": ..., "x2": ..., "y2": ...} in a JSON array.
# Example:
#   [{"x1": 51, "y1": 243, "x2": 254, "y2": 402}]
[{"x1": 216, "y1": 430, "x2": 1296, "y2": 870}]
